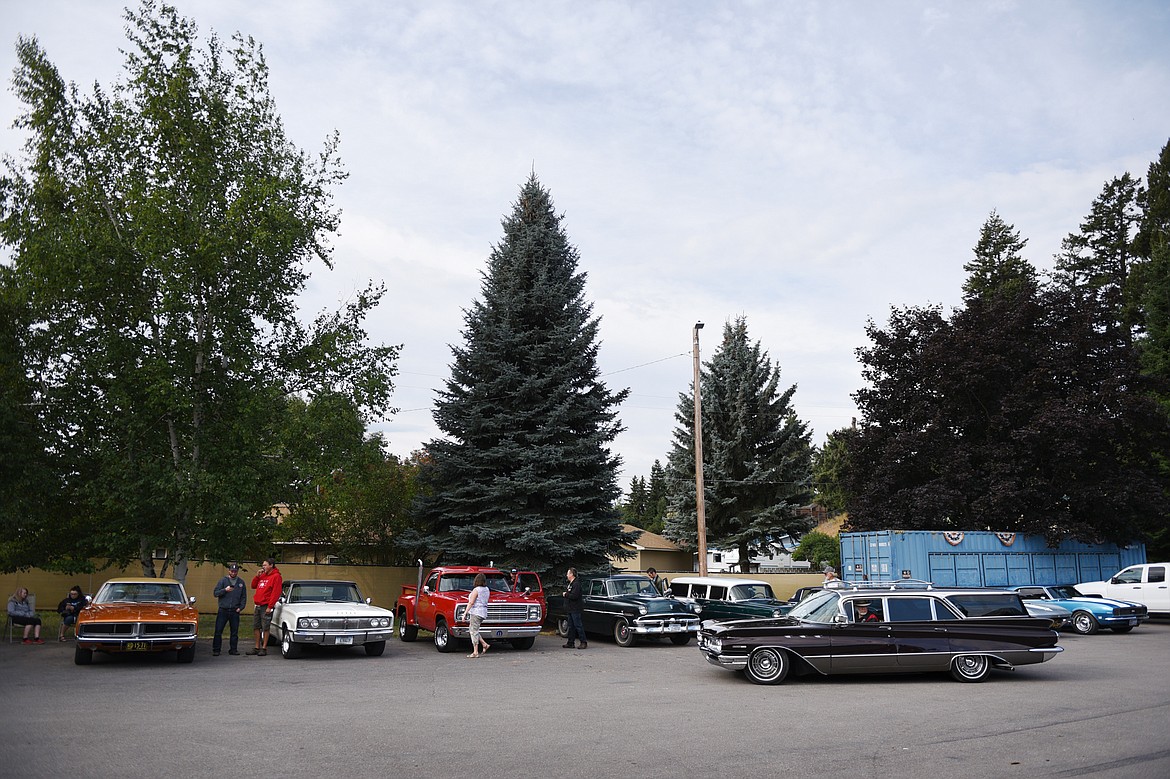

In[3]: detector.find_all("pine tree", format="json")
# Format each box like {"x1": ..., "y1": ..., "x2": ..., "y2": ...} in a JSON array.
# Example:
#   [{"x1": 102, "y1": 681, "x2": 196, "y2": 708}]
[
  {"x1": 646, "y1": 460, "x2": 669, "y2": 533},
  {"x1": 962, "y1": 210, "x2": 1036, "y2": 302},
  {"x1": 418, "y1": 176, "x2": 633, "y2": 574},
  {"x1": 663, "y1": 317, "x2": 813, "y2": 569}
]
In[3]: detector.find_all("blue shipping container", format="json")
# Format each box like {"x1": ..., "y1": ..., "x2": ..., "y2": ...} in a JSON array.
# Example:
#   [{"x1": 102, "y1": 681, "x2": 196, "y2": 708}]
[{"x1": 839, "y1": 530, "x2": 1146, "y2": 587}]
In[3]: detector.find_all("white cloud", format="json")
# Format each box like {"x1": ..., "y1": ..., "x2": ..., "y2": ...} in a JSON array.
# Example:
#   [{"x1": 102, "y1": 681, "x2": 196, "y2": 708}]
[{"x1": 2, "y1": 0, "x2": 1168, "y2": 483}]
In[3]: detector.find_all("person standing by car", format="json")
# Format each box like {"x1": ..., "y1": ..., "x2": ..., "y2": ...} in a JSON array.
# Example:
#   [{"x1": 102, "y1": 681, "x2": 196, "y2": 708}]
[
  {"x1": 562, "y1": 568, "x2": 587, "y2": 649},
  {"x1": 466, "y1": 573, "x2": 491, "y2": 658},
  {"x1": 822, "y1": 565, "x2": 840, "y2": 587},
  {"x1": 646, "y1": 567, "x2": 665, "y2": 594},
  {"x1": 8, "y1": 587, "x2": 44, "y2": 643},
  {"x1": 212, "y1": 563, "x2": 247, "y2": 656},
  {"x1": 247, "y1": 558, "x2": 282, "y2": 656},
  {"x1": 56, "y1": 585, "x2": 86, "y2": 641}
]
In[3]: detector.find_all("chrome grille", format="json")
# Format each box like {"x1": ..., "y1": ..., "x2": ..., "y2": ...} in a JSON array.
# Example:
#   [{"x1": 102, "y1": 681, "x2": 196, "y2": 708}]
[{"x1": 485, "y1": 604, "x2": 533, "y2": 623}]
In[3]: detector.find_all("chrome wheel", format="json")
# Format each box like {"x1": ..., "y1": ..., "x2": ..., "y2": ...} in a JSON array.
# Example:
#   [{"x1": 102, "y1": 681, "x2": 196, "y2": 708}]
[
  {"x1": 951, "y1": 654, "x2": 991, "y2": 682},
  {"x1": 1072, "y1": 611, "x2": 1099, "y2": 635},
  {"x1": 613, "y1": 618, "x2": 636, "y2": 647},
  {"x1": 280, "y1": 628, "x2": 302, "y2": 659},
  {"x1": 434, "y1": 619, "x2": 454, "y2": 652},
  {"x1": 745, "y1": 647, "x2": 789, "y2": 685}
]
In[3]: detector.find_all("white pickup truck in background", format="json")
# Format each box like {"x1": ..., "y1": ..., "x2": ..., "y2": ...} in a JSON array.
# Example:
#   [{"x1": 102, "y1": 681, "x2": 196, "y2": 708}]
[{"x1": 1077, "y1": 563, "x2": 1169, "y2": 616}]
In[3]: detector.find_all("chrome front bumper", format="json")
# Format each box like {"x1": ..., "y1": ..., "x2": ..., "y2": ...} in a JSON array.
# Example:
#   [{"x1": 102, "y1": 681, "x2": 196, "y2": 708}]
[{"x1": 450, "y1": 624, "x2": 542, "y2": 639}]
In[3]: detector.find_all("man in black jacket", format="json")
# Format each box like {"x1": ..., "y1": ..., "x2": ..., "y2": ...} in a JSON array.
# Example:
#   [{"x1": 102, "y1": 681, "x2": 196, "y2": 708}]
[
  {"x1": 562, "y1": 568, "x2": 588, "y2": 649},
  {"x1": 212, "y1": 563, "x2": 248, "y2": 656}
]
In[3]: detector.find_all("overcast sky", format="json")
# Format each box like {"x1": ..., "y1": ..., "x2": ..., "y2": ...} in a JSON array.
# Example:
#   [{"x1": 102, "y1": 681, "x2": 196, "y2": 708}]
[{"x1": 3, "y1": 1, "x2": 1169, "y2": 485}]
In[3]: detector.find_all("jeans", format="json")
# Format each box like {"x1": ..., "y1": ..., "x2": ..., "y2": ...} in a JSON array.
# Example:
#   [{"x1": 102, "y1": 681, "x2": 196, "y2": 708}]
[
  {"x1": 213, "y1": 608, "x2": 240, "y2": 652},
  {"x1": 565, "y1": 612, "x2": 586, "y2": 645}
]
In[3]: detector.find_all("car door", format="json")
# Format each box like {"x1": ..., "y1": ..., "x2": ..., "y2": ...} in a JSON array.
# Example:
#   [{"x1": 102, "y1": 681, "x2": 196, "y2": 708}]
[
  {"x1": 831, "y1": 597, "x2": 895, "y2": 672},
  {"x1": 581, "y1": 579, "x2": 608, "y2": 633},
  {"x1": 886, "y1": 596, "x2": 953, "y2": 670}
]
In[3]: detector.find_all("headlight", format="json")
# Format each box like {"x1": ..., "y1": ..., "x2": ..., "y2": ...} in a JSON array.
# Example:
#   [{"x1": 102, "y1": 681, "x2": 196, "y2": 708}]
[
  {"x1": 638, "y1": 606, "x2": 648, "y2": 615},
  {"x1": 381, "y1": 617, "x2": 391, "y2": 627},
  {"x1": 707, "y1": 637, "x2": 722, "y2": 653},
  {"x1": 527, "y1": 605, "x2": 542, "y2": 621},
  {"x1": 310, "y1": 618, "x2": 320, "y2": 629},
  {"x1": 692, "y1": 604, "x2": 703, "y2": 614},
  {"x1": 772, "y1": 609, "x2": 783, "y2": 618}
]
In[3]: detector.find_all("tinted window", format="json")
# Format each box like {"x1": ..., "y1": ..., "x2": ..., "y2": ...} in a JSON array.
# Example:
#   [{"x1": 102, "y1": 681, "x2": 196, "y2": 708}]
[
  {"x1": 590, "y1": 580, "x2": 606, "y2": 596},
  {"x1": 708, "y1": 586, "x2": 727, "y2": 600},
  {"x1": 946, "y1": 594, "x2": 1027, "y2": 617},
  {"x1": 1149, "y1": 567, "x2": 1166, "y2": 584},
  {"x1": 1016, "y1": 587, "x2": 1046, "y2": 599},
  {"x1": 668, "y1": 582, "x2": 690, "y2": 597},
  {"x1": 886, "y1": 598, "x2": 934, "y2": 622}
]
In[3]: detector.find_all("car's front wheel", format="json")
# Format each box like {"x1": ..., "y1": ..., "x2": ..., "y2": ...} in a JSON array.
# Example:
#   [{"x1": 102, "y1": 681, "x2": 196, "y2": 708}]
[
  {"x1": 1109, "y1": 625, "x2": 1134, "y2": 634},
  {"x1": 280, "y1": 628, "x2": 303, "y2": 659},
  {"x1": 613, "y1": 618, "x2": 636, "y2": 647},
  {"x1": 510, "y1": 637, "x2": 535, "y2": 650},
  {"x1": 745, "y1": 647, "x2": 790, "y2": 685},
  {"x1": 74, "y1": 646, "x2": 93, "y2": 666},
  {"x1": 398, "y1": 610, "x2": 418, "y2": 642},
  {"x1": 1072, "y1": 611, "x2": 1100, "y2": 635},
  {"x1": 669, "y1": 633, "x2": 691, "y2": 646},
  {"x1": 434, "y1": 618, "x2": 455, "y2": 653},
  {"x1": 365, "y1": 640, "x2": 386, "y2": 656},
  {"x1": 951, "y1": 654, "x2": 991, "y2": 682}
]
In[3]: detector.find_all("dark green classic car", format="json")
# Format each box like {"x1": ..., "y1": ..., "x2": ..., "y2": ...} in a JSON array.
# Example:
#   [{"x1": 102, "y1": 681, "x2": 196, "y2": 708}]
[
  {"x1": 547, "y1": 574, "x2": 701, "y2": 647},
  {"x1": 667, "y1": 576, "x2": 793, "y2": 622}
]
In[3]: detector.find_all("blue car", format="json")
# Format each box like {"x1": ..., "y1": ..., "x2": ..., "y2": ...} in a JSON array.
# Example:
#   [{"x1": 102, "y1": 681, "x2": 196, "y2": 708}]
[{"x1": 1009, "y1": 585, "x2": 1149, "y2": 635}]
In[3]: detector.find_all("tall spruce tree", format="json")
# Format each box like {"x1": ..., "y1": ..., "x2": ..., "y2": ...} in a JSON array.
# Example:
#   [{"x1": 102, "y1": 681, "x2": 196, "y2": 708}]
[
  {"x1": 664, "y1": 317, "x2": 813, "y2": 569},
  {"x1": 962, "y1": 210, "x2": 1036, "y2": 302},
  {"x1": 418, "y1": 176, "x2": 633, "y2": 574}
]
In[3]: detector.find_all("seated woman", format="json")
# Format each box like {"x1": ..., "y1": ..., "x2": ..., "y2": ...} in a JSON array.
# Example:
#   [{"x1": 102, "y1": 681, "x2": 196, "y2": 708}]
[
  {"x1": 7, "y1": 587, "x2": 44, "y2": 644},
  {"x1": 57, "y1": 585, "x2": 86, "y2": 641}
]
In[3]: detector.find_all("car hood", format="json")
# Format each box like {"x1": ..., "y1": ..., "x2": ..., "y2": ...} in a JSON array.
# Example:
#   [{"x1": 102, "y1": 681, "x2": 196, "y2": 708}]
[
  {"x1": 1058, "y1": 596, "x2": 1144, "y2": 610},
  {"x1": 80, "y1": 603, "x2": 198, "y2": 621},
  {"x1": 611, "y1": 595, "x2": 694, "y2": 614},
  {"x1": 282, "y1": 602, "x2": 395, "y2": 617},
  {"x1": 737, "y1": 596, "x2": 787, "y2": 608}
]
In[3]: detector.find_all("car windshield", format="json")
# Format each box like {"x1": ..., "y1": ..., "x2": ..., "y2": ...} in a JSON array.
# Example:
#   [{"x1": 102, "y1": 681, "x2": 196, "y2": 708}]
[
  {"x1": 1049, "y1": 585, "x2": 1082, "y2": 599},
  {"x1": 439, "y1": 574, "x2": 513, "y2": 592},
  {"x1": 608, "y1": 578, "x2": 660, "y2": 597},
  {"x1": 787, "y1": 589, "x2": 841, "y2": 623},
  {"x1": 287, "y1": 583, "x2": 362, "y2": 603},
  {"x1": 730, "y1": 584, "x2": 775, "y2": 600},
  {"x1": 96, "y1": 582, "x2": 185, "y2": 604}
]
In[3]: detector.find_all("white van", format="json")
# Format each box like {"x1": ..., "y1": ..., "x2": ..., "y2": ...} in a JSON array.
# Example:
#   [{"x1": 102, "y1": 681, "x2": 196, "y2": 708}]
[{"x1": 1077, "y1": 563, "x2": 1169, "y2": 615}]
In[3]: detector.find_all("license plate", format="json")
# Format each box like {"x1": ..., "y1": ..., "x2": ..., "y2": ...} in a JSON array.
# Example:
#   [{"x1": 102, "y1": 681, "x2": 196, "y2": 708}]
[
  {"x1": 334, "y1": 635, "x2": 353, "y2": 645},
  {"x1": 668, "y1": 624, "x2": 682, "y2": 632},
  {"x1": 1128, "y1": 619, "x2": 1137, "y2": 626},
  {"x1": 122, "y1": 641, "x2": 151, "y2": 651}
]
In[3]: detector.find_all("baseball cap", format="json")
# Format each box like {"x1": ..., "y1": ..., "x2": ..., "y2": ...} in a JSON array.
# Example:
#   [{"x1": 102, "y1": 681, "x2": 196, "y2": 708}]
[{"x1": 227, "y1": 563, "x2": 239, "y2": 571}]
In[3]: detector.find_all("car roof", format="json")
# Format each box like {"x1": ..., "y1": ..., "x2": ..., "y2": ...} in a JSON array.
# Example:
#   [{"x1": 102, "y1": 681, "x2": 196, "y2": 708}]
[
  {"x1": 100, "y1": 577, "x2": 184, "y2": 585},
  {"x1": 671, "y1": 576, "x2": 767, "y2": 587},
  {"x1": 285, "y1": 580, "x2": 360, "y2": 586}
]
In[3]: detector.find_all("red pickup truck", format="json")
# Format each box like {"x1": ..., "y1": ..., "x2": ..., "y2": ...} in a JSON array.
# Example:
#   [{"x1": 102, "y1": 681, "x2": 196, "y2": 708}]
[{"x1": 396, "y1": 564, "x2": 546, "y2": 652}]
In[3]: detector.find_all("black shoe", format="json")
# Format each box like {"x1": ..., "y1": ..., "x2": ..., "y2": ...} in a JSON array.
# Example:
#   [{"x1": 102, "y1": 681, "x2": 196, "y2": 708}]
[
  {"x1": 228, "y1": 650, "x2": 240, "y2": 655},
  {"x1": 258, "y1": 648, "x2": 267, "y2": 656},
  {"x1": 578, "y1": 642, "x2": 587, "y2": 649},
  {"x1": 212, "y1": 650, "x2": 220, "y2": 656},
  {"x1": 562, "y1": 642, "x2": 575, "y2": 649},
  {"x1": 245, "y1": 648, "x2": 261, "y2": 655}
]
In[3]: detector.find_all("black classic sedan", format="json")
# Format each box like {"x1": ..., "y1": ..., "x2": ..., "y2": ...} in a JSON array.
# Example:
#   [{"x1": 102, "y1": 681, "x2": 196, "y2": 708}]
[
  {"x1": 547, "y1": 574, "x2": 702, "y2": 646},
  {"x1": 697, "y1": 584, "x2": 1063, "y2": 684}
]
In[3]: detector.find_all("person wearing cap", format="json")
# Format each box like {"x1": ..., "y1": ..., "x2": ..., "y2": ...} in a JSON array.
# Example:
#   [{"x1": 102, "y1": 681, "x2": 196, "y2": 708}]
[
  {"x1": 854, "y1": 600, "x2": 880, "y2": 622},
  {"x1": 212, "y1": 563, "x2": 247, "y2": 656},
  {"x1": 822, "y1": 565, "x2": 840, "y2": 586}
]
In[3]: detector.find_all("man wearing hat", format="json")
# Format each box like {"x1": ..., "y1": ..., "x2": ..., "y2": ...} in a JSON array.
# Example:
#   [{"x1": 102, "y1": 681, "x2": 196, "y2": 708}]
[
  {"x1": 822, "y1": 564, "x2": 840, "y2": 586},
  {"x1": 212, "y1": 563, "x2": 248, "y2": 656},
  {"x1": 854, "y1": 600, "x2": 880, "y2": 622}
]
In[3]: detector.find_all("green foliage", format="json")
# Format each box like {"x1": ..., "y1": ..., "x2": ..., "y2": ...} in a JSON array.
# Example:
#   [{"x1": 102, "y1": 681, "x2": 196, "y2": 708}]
[
  {"x1": 0, "y1": 2, "x2": 397, "y2": 577},
  {"x1": 846, "y1": 217, "x2": 1170, "y2": 545},
  {"x1": 812, "y1": 426, "x2": 855, "y2": 514},
  {"x1": 617, "y1": 460, "x2": 669, "y2": 534},
  {"x1": 790, "y1": 531, "x2": 839, "y2": 571},
  {"x1": 664, "y1": 317, "x2": 814, "y2": 567},
  {"x1": 417, "y1": 176, "x2": 633, "y2": 575},
  {"x1": 962, "y1": 210, "x2": 1037, "y2": 302}
]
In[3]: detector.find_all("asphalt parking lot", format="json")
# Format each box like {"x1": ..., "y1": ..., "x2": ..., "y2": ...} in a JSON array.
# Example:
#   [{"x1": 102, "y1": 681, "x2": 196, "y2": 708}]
[{"x1": 2, "y1": 621, "x2": 1169, "y2": 779}]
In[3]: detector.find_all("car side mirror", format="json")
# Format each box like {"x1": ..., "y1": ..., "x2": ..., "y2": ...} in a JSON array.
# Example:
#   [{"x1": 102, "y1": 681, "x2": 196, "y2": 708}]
[
  {"x1": 188, "y1": 596, "x2": 196, "y2": 605},
  {"x1": 1110, "y1": 577, "x2": 1122, "y2": 584},
  {"x1": 422, "y1": 586, "x2": 431, "y2": 594},
  {"x1": 832, "y1": 614, "x2": 848, "y2": 626},
  {"x1": 365, "y1": 597, "x2": 372, "y2": 605}
]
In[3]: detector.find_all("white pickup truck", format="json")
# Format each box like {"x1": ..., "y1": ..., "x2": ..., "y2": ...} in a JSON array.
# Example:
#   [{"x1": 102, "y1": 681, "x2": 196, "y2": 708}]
[{"x1": 1077, "y1": 563, "x2": 1170, "y2": 616}]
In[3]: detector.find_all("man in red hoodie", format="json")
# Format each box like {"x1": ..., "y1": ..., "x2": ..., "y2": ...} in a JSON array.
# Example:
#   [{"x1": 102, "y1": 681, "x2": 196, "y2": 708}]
[{"x1": 247, "y1": 557, "x2": 282, "y2": 656}]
